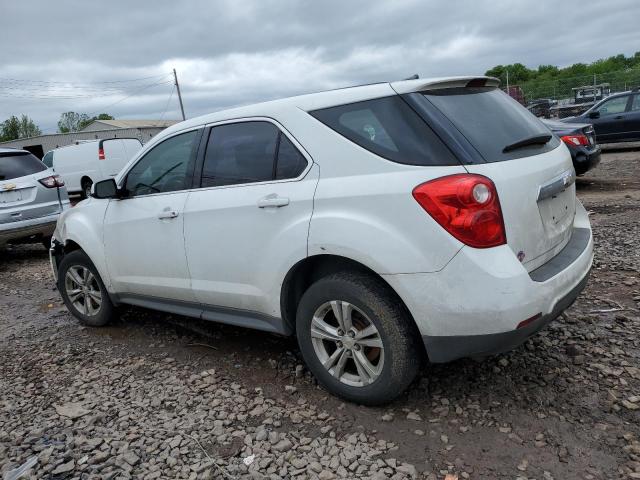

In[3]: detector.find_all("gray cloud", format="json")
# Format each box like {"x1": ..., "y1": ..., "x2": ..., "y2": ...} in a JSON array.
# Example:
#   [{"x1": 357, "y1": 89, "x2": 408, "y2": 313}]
[{"x1": 2, "y1": 0, "x2": 639, "y2": 133}]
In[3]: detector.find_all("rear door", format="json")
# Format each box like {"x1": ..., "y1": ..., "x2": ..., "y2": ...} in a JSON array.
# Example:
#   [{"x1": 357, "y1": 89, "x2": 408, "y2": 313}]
[
  {"x1": 100, "y1": 139, "x2": 126, "y2": 179},
  {"x1": 407, "y1": 86, "x2": 575, "y2": 272},
  {"x1": 624, "y1": 94, "x2": 640, "y2": 140},
  {"x1": 0, "y1": 152, "x2": 63, "y2": 226},
  {"x1": 183, "y1": 120, "x2": 317, "y2": 318},
  {"x1": 589, "y1": 94, "x2": 632, "y2": 142}
]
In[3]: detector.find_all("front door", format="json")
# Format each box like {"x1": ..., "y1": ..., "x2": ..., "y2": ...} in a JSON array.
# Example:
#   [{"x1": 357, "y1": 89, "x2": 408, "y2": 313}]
[
  {"x1": 183, "y1": 120, "x2": 318, "y2": 320},
  {"x1": 104, "y1": 129, "x2": 200, "y2": 302}
]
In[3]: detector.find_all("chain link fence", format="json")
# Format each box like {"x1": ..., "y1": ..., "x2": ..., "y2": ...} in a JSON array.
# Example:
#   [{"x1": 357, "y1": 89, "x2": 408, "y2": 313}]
[{"x1": 502, "y1": 68, "x2": 640, "y2": 118}]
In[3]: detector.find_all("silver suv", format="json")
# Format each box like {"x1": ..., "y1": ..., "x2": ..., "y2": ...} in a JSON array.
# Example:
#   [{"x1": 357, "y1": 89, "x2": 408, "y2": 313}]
[{"x1": 0, "y1": 148, "x2": 70, "y2": 249}]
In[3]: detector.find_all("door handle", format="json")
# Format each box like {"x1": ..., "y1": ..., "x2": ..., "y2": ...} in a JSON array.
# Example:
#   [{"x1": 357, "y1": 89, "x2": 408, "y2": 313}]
[
  {"x1": 257, "y1": 195, "x2": 289, "y2": 208},
  {"x1": 158, "y1": 209, "x2": 179, "y2": 219},
  {"x1": 614, "y1": 115, "x2": 624, "y2": 119}
]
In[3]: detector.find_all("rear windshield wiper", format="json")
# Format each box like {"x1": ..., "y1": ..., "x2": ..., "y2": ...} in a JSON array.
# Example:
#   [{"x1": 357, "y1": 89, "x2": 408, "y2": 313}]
[{"x1": 502, "y1": 134, "x2": 552, "y2": 153}]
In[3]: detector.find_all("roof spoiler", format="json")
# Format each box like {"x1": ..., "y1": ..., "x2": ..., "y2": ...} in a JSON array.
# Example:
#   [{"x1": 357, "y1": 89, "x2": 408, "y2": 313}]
[{"x1": 390, "y1": 76, "x2": 501, "y2": 94}]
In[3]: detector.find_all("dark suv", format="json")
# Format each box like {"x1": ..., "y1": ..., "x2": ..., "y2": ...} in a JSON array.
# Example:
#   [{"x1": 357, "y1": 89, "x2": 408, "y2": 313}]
[{"x1": 561, "y1": 88, "x2": 640, "y2": 143}]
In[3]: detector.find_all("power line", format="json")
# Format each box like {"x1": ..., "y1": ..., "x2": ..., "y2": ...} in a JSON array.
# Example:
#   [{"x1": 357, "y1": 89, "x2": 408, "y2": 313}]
[
  {"x1": 37, "y1": 79, "x2": 175, "y2": 133},
  {"x1": 159, "y1": 85, "x2": 176, "y2": 121},
  {"x1": 0, "y1": 73, "x2": 170, "y2": 86}
]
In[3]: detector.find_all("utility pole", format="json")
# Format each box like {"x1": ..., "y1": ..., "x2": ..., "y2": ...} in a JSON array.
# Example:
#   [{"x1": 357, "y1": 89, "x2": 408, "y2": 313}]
[
  {"x1": 173, "y1": 68, "x2": 186, "y2": 121},
  {"x1": 506, "y1": 69, "x2": 510, "y2": 96}
]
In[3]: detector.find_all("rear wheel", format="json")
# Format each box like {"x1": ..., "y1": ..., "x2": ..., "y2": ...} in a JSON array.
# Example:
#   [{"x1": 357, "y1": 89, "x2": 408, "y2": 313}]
[
  {"x1": 296, "y1": 272, "x2": 421, "y2": 405},
  {"x1": 57, "y1": 250, "x2": 116, "y2": 327},
  {"x1": 81, "y1": 178, "x2": 93, "y2": 199}
]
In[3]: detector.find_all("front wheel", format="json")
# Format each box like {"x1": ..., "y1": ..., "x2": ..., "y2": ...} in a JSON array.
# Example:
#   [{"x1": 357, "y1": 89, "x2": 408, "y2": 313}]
[
  {"x1": 57, "y1": 250, "x2": 116, "y2": 327},
  {"x1": 296, "y1": 272, "x2": 422, "y2": 405},
  {"x1": 81, "y1": 179, "x2": 93, "y2": 199}
]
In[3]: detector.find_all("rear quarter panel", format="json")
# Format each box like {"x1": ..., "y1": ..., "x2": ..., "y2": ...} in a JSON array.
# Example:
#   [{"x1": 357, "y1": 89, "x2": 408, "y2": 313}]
[{"x1": 278, "y1": 108, "x2": 466, "y2": 275}]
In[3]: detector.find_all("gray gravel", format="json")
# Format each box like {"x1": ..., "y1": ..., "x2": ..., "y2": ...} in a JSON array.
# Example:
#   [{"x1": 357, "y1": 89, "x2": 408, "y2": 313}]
[{"x1": 1, "y1": 148, "x2": 639, "y2": 479}]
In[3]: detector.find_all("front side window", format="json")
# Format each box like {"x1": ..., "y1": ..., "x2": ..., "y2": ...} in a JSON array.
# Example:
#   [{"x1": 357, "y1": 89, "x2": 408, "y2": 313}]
[
  {"x1": 201, "y1": 121, "x2": 307, "y2": 188},
  {"x1": 310, "y1": 96, "x2": 457, "y2": 166},
  {"x1": 125, "y1": 130, "x2": 198, "y2": 196},
  {"x1": 595, "y1": 95, "x2": 629, "y2": 116},
  {"x1": 630, "y1": 94, "x2": 640, "y2": 112}
]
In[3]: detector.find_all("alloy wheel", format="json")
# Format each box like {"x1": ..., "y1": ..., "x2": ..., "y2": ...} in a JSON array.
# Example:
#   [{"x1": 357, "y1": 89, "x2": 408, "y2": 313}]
[
  {"x1": 64, "y1": 265, "x2": 102, "y2": 316},
  {"x1": 310, "y1": 300, "x2": 384, "y2": 387}
]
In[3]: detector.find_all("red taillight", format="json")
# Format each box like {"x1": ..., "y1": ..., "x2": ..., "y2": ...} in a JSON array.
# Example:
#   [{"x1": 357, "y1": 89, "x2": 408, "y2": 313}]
[
  {"x1": 412, "y1": 174, "x2": 506, "y2": 248},
  {"x1": 98, "y1": 148, "x2": 105, "y2": 160},
  {"x1": 560, "y1": 134, "x2": 589, "y2": 147},
  {"x1": 39, "y1": 175, "x2": 65, "y2": 188}
]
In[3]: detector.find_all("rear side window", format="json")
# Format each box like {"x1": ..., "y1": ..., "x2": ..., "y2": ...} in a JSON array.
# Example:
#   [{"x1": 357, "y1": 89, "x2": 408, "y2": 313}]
[
  {"x1": 201, "y1": 121, "x2": 308, "y2": 188},
  {"x1": 310, "y1": 96, "x2": 458, "y2": 166},
  {"x1": 42, "y1": 151, "x2": 54, "y2": 168},
  {"x1": 0, "y1": 152, "x2": 47, "y2": 180},
  {"x1": 422, "y1": 87, "x2": 560, "y2": 162}
]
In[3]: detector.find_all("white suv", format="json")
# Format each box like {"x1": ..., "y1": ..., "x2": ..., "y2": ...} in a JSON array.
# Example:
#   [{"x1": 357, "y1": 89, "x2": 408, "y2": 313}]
[{"x1": 50, "y1": 76, "x2": 593, "y2": 404}]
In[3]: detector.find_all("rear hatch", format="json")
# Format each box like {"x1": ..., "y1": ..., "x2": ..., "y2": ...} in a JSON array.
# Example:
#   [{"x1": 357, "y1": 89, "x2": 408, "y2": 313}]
[
  {"x1": 405, "y1": 85, "x2": 576, "y2": 272},
  {"x1": 0, "y1": 151, "x2": 64, "y2": 225}
]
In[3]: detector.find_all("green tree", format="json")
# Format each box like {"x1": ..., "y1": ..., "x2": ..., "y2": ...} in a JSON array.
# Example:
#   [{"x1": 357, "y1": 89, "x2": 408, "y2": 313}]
[
  {"x1": 78, "y1": 113, "x2": 114, "y2": 131},
  {"x1": 58, "y1": 111, "x2": 89, "y2": 133},
  {"x1": 0, "y1": 115, "x2": 41, "y2": 141}
]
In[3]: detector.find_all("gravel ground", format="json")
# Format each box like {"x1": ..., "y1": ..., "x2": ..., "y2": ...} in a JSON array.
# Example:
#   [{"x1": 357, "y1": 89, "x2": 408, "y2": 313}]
[{"x1": 1, "y1": 147, "x2": 639, "y2": 480}]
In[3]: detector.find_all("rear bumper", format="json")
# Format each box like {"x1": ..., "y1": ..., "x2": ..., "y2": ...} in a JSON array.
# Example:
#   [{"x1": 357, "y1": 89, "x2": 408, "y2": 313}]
[
  {"x1": 570, "y1": 144, "x2": 601, "y2": 175},
  {"x1": 422, "y1": 268, "x2": 590, "y2": 362},
  {"x1": 0, "y1": 213, "x2": 59, "y2": 245},
  {"x1": 383, "y1": 200, "x2": 593, "y2": 363}
]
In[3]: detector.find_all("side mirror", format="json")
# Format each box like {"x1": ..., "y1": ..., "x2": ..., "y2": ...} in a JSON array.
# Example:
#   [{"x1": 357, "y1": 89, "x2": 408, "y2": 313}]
[
  {"x1": 92, "y1": 179, "x2": 120, "y2": 199},
  {"x1": 588, "y1": 111, "x2": 600, "y2": 119}
]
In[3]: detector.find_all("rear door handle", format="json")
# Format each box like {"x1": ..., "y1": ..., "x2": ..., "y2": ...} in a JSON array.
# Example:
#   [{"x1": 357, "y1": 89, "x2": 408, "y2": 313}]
[
  {"x1": 257, "y1": 195, "x2": 289, "y2": 208},
  {"x1": 158, "y1": 209, "x2": 179, "y2": 219}
]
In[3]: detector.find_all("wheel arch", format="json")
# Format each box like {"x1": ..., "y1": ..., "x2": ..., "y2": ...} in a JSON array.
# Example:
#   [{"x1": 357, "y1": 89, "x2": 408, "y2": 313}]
[{"x1": 280, "y1": 254, "x2": 420, "y2": 339}]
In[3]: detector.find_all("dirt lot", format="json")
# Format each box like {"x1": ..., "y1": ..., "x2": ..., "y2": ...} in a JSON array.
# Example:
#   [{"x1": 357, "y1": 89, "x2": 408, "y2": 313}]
[{"x1": 1, "y1": 148, "x2": 639, "y2": 480}]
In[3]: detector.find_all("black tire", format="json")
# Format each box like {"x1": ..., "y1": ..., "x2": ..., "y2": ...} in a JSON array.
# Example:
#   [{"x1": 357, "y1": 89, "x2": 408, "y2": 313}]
[
  {"x1": 295, "y1": 272, "x2": 421, "y2": 405},
  {"x1": 81, "y1": 178, "x2": 93, "y2": 199},
  {"x1": 57, "y1": 250, "x2": 116, "y2": 327},
  {"x1": 42, "y1": 236, "x2": 52, "y2": 250}
]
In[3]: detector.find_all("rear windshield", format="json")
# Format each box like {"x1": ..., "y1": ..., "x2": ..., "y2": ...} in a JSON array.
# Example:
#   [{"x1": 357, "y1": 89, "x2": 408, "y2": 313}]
[
  {"x1": 0, "y1": 152, "x2": 47, "y2": 180},
  {"x1": 422, "y1": 87, "x2": 560, "y2": 162},
  {"x1": 310, "y1": 96, "x2": 458, "y2": 166}
]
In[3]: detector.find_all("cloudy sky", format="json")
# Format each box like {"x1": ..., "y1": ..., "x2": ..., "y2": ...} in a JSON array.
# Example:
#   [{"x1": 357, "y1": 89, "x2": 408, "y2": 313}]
[{"x1": 2, "y1": 0, "x2": 639, "y2": 133}]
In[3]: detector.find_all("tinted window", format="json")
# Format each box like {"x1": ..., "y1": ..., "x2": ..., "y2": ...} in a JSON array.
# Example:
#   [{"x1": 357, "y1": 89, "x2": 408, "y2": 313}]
[
  {"x1": 423, "y1": 87, "x2": 560, "y2": 162},
  {"x1": 201, "y1": 122, "x2": 279, "y2": 188},
  {"x1": 629, "y1": 94, "x2": 640, "y2": 112},
  {"x1": 276, "y1": 135, "x2": 307, "y2": 179},
  {"x1": 0, "y1": 152, "x2": 47, "y2": 180},
  {"x1": 310, "y1": 96, "x2": 457, "y2": 166},
  {"x1": 42, "y1": 151, "x2": 54, "y2": 168},
  {"x1": 125, "y1": 130, "x2": 197, "y2": 196},
  {"x1": 596, "y1": 95, "x2": 629, "y2": 115}
]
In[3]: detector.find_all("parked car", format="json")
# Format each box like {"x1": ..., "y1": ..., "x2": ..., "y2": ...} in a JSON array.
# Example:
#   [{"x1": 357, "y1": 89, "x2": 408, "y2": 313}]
[
  {"x1": 50, "y1": 76, "x2": 593, "y2": 404},
  {"x1": 527, "y1": 98, "x2": 557, "y2": 118},
  {"x1": 43, "y1": 138, "x2": 142, "y2": 198},
  {"x1": 1, "y1": 148, "x2": 70, "y2": 249},
  {"x1": 542, "y1": 119, "x2": 601, "y2": 175},
  {"x1": 561, "y1": 88, "x2": 640, "y2": 143}
]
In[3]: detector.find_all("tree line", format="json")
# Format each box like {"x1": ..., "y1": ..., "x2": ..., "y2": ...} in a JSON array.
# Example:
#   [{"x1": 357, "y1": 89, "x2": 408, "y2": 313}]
[
  {"x1": 485, "y1": 51, "x2": 640, "y2": 85},
  {"x1": 0, "y1": 112, "x2": 114, "y2": 142}
]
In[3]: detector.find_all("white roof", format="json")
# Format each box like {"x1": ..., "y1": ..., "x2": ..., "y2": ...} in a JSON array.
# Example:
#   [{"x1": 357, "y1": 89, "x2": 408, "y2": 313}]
[{"x1": 157, "y1": 76, "x2": 498, "y2": 141}]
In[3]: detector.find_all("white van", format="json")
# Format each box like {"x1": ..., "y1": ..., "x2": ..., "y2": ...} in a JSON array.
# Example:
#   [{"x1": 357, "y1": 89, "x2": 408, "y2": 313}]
[{"x1": 43, "y1": 138, "x2": 142, "y2": 198}]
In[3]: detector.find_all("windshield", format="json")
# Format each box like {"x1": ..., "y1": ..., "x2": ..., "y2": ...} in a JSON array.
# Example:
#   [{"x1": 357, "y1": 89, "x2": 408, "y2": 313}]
[
  {"x1": 0, "y1": 152, "x2": 47, "y2": 181},
  {"x1": 422, "y1": 87, "x2": 560, "y2": 162}
]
